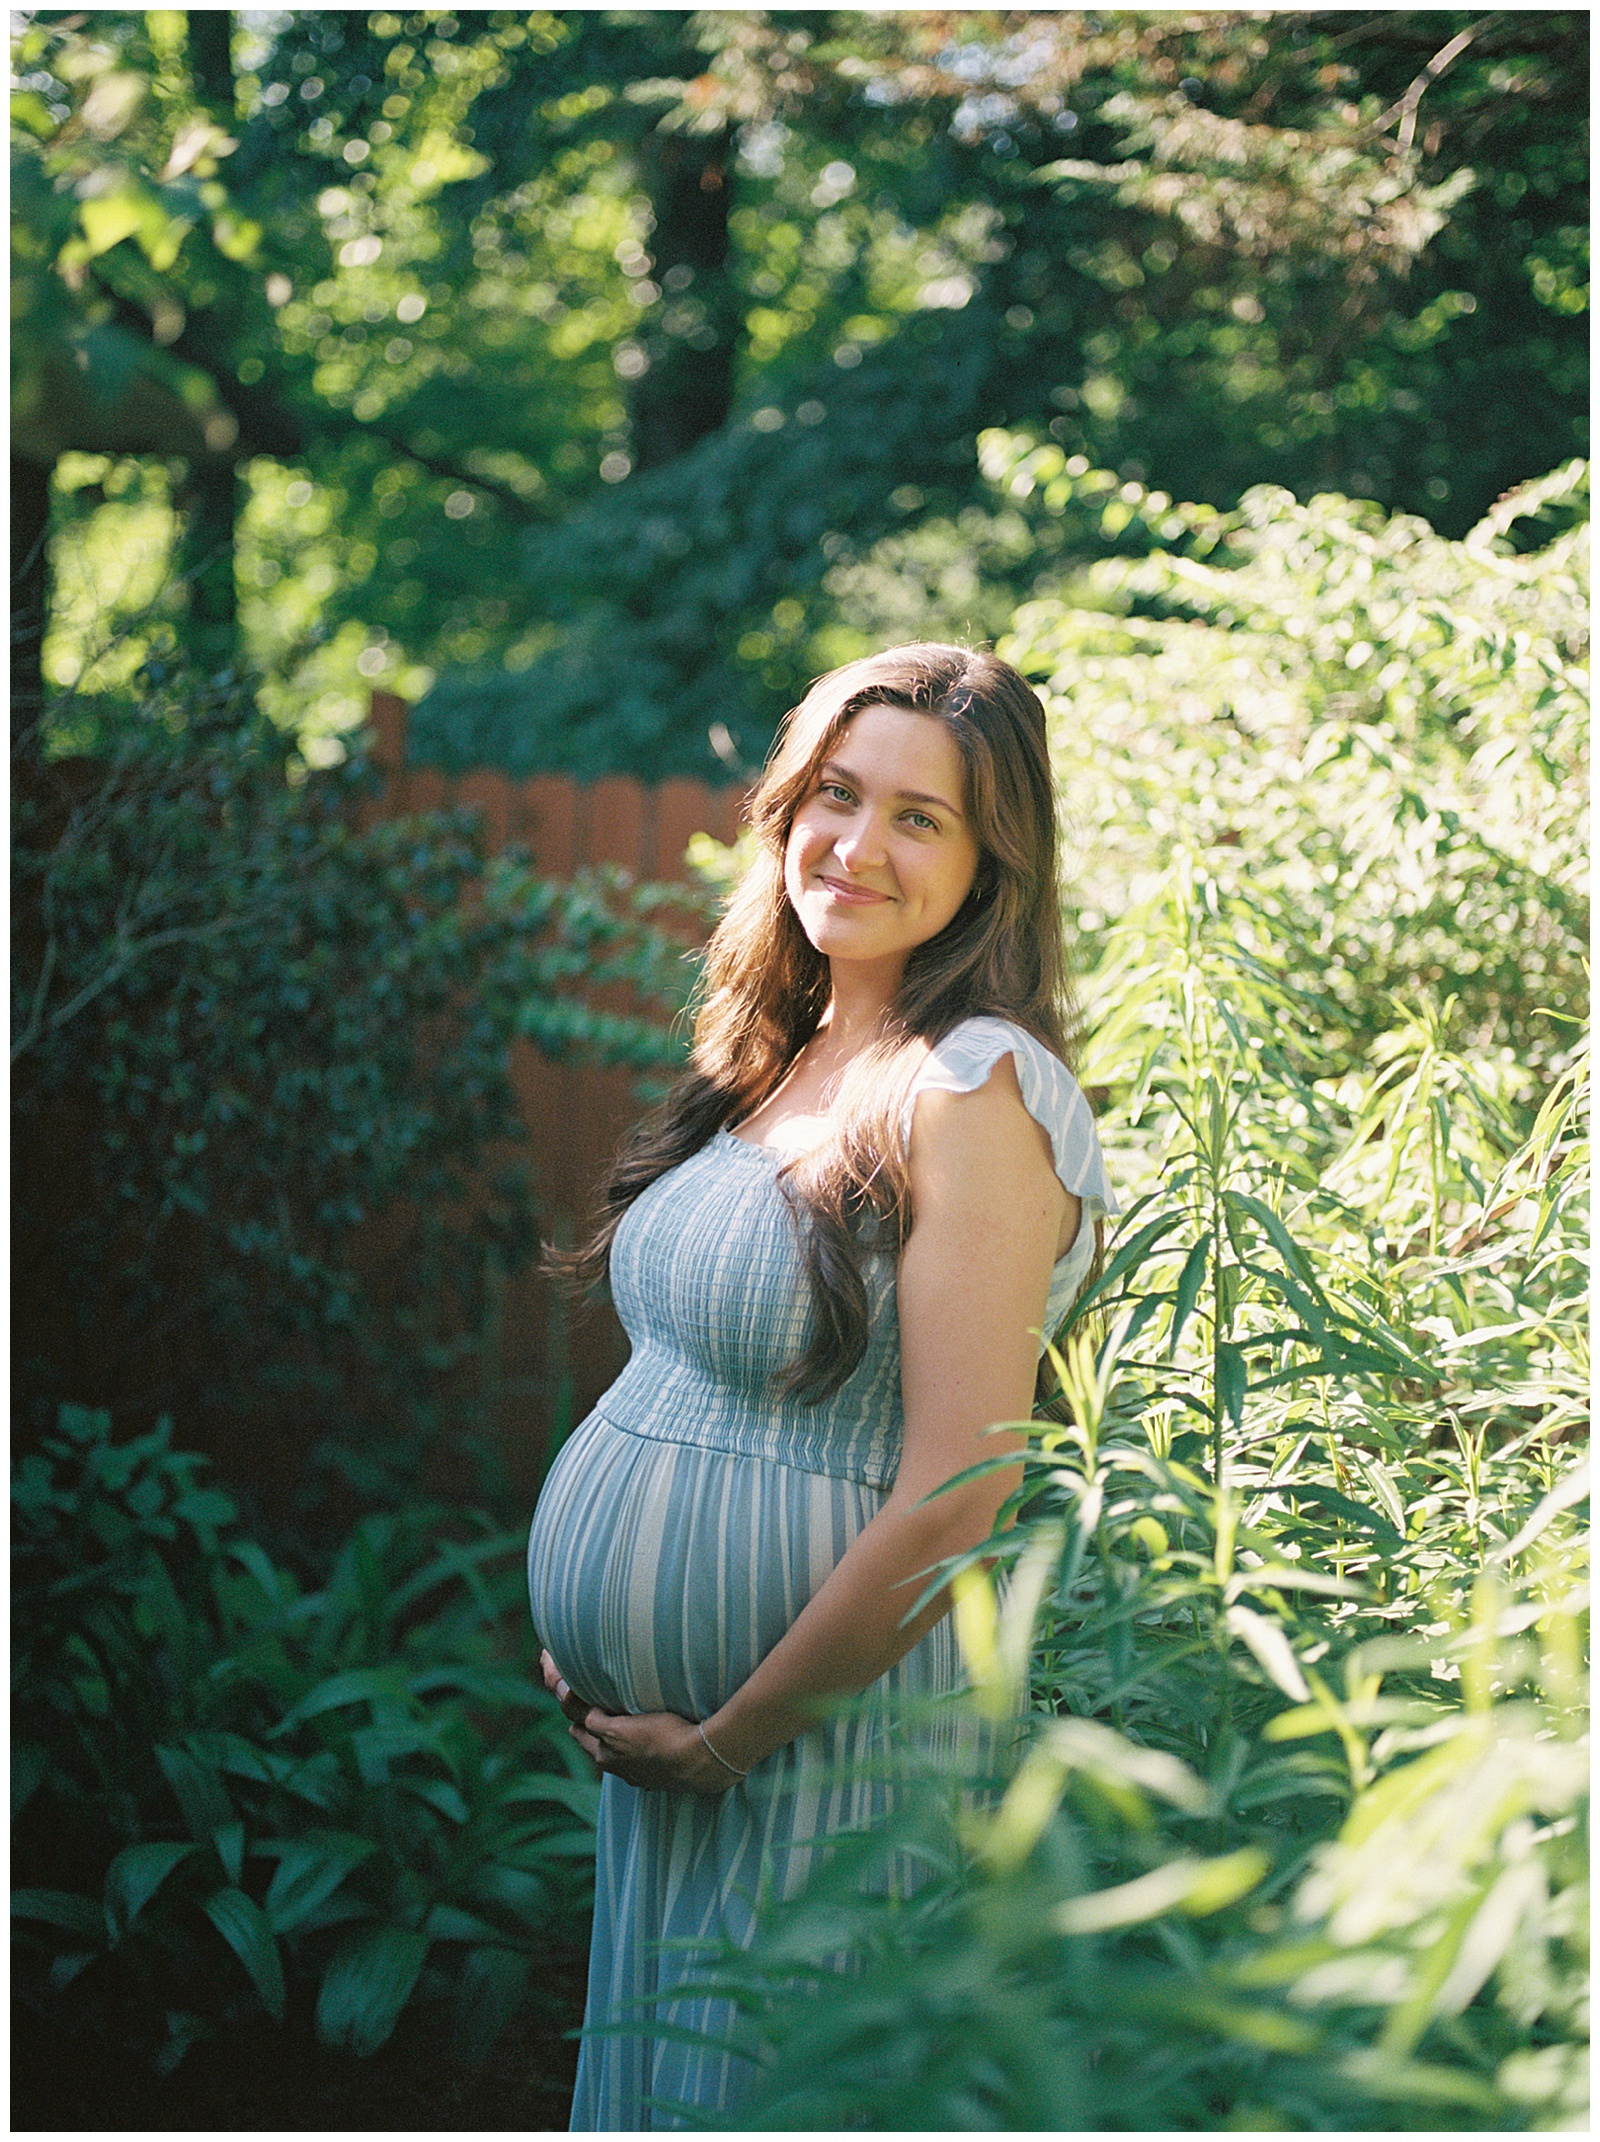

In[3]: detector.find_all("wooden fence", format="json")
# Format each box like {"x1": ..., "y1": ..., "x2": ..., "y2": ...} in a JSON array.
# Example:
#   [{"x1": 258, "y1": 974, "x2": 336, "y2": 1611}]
[{"x1": 367, "y1": 693, "x2": 745, "y2": 1499}]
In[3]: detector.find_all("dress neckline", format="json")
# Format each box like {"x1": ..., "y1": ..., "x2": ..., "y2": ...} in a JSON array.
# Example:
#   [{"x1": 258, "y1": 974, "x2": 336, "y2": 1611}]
[{"x1": 716, "y1": 1125, "x2": 793, "y2": 1164}]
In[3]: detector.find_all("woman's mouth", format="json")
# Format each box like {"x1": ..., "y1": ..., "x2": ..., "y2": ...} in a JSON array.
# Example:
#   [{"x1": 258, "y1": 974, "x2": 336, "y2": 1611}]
[{"x1": 817, "y1": 875, "x2": 891, "y2": 905}]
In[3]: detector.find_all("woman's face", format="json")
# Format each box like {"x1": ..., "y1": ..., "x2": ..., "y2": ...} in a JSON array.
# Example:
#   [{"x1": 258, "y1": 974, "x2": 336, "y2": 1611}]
[{"x1": 783, "y1": 702, "x2": 981, "y2": 992}]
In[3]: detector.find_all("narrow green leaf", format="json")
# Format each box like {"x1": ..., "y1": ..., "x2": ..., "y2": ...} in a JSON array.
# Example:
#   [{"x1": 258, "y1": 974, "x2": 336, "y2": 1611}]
[
  {"x1": 1224, "y1": 1190, "x2": 1321, "y2": 1291},
  {"x1": 1215, "y1": 1342, "x2": 1247, "y2": 1431},
  {"x1": 1288, "y1": 1484, "x2": 1402, "y2": 1545},
  {"x1": 1060, "y1": 1212, "x2": 1186, "y2": 1325},
  {"x1": 1168, "y1": 1230, "x2": 1212, "y2": 1358}
]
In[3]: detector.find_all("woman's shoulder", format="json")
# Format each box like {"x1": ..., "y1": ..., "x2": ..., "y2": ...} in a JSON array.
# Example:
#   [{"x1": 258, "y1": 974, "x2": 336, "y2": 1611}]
[{"x1": 902, "y1": 1015, "x2": 1116, "y2": 1213}]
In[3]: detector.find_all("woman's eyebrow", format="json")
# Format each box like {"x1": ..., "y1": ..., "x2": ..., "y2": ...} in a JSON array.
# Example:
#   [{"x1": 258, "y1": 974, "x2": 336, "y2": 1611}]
[{"x1": 818, "y1": 760, "x2": 963, "y2": 817}]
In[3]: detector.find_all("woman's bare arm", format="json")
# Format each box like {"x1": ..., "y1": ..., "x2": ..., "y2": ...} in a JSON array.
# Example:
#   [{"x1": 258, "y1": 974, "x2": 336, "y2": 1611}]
[{"x1": 549, "y1": 1056, "x2": 1076, "y2": 1790}]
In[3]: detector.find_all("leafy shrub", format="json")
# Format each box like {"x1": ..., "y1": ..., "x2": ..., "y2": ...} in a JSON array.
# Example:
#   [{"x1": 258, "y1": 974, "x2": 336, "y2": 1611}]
[
  {"x1": 12, "y1": 1405, "x2": 597, "y2": 2074},
  {"x1": 12, "y1": 673, "x2": 698, "y2": 1501}
]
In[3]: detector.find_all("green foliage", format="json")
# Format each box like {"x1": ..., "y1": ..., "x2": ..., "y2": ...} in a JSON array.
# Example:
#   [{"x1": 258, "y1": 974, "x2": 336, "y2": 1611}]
[
  {"x1": 10, "y1": 13, "x2": 255, "y2": 467},
  {"x1": 12, "y1": 1405, "x2": 598, "y2": 2074},
  {"x1": 999, "y1": 446, "x2": 1590, "y2": 1081},
  {"x1": 654, "y1": 472, "x2": 1589, "y2": 2127},
  {"x1": 16, "y1": 13, "x2": 1587, "y2": 771},
  {"x1": 12, "y1": 670, "x2": 694, "y2": 1493}
]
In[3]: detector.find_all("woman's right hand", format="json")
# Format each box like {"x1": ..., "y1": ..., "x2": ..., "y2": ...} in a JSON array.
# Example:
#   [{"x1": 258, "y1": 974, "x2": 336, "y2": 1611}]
[{"x1": 539, "y1": 1649, "x2": 741, "y2": 1795}]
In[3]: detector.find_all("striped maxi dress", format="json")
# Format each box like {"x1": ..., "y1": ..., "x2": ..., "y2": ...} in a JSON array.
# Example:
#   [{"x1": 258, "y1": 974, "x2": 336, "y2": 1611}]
[{"x1": 527, "y1": 1016, "x2": 1116, "y2": 2130}]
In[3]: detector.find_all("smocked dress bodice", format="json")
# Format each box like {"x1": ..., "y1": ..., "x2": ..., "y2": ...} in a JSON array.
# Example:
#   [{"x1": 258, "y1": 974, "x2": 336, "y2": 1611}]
[{"x1": 595, "y1": 1017, "x2": 1117, "y2": 1491}]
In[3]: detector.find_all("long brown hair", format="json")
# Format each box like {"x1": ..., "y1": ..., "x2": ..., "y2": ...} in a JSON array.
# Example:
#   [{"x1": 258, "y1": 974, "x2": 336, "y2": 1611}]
[{"x1": 563, "y1": 643, "x2": 1077, "y2": 1399}]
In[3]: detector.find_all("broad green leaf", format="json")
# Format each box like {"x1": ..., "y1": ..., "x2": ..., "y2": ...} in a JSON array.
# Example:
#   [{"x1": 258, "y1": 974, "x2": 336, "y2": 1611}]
[
  {"x1": 452, "y1": 1945, "x2": 532, "y2": 2067},
  {"x1": 269, "y1": 1666, "x2": 413, "y2": 1735},
  {"x1": 13, "y1": 1887, "x2": 104, "y2": 1940},
  {"x1": 103, "y1": 1840, "x2": 198, "y2": 1934},
  {"x1": 201, "y1": 1886, "x2": 286, "y2": 2022},
  {"x1": 423, "y1": 1902, "x2": 503, "y2": 1941},
  {"x1": 76, "y1": 190, "x2": 145, "y2": 259},
  {"x1": 155, "y1": 1744, "x2": 234, "y2": 1842},
  {"x1": 261, "y1": 1832, "x2": 375, "y2": 1936},
  {"x1": 494, "y1": 1772, "x2": 601, "y2": 1821},
  {"x1": 212, "y1": 1818, "x2": 245, "y2": 1886},
  {"x1": 316, "y1": 1922, "x2": 430, "y2": 2056},
  {"x1": 12, "y1": 1740, "x2": 47, "y2": 1820}
]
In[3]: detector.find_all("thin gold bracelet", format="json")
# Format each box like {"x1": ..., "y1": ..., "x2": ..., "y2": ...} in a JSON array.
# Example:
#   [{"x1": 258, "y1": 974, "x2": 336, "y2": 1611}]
[{"x1": 697, "y1": 1720, "x2": 751, "y2": 1779}]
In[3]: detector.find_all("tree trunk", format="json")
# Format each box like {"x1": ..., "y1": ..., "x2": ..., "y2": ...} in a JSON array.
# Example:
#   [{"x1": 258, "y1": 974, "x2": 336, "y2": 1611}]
[
  {"x1": 12, "y1": 454, "x2": 51, "y2": 760},
  {"x1": 630, "y1": 126, "x2": 738, "y2": 470},
  {"x1": 176, "y1": 11, "x2": 240, "y2": 674},
  {"x1": 187, "y1": 9, "x2": 233, "y2": 115}
]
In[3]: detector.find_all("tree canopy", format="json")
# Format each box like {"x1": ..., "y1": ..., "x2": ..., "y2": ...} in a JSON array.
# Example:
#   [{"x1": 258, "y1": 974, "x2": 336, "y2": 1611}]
[{"x1": 12, "y1": 10, "x2": 1588, "y2": 774}]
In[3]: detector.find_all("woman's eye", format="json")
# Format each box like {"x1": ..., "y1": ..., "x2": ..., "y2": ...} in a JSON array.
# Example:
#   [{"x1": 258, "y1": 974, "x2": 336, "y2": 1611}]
[
  {"x1": 820, "y1": 783, "x2": 853, "y2": 804},
  {"x1": 905, "y1": 811, "x2": 938, "y2": 832}
]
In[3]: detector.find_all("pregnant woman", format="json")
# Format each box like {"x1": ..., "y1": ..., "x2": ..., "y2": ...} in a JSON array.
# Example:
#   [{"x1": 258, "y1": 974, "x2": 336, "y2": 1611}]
[{"x1": 527, "y1": 643, "x2": 1115, "y2": 2129}]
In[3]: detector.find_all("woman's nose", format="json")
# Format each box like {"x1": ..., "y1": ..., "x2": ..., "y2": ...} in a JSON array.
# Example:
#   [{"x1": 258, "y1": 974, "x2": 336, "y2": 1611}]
[{"x1": 835, "y1": 813, "x2": 887, "y2": 870}]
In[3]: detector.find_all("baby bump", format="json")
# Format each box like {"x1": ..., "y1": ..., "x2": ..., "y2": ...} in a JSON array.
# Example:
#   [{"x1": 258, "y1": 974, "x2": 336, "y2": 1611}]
[{"x1": 526, "y1": 1410, "x2": 881, "y2": 1720}]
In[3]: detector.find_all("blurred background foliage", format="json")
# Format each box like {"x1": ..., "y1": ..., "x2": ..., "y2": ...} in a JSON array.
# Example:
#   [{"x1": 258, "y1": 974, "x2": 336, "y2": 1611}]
[{"x1": 12, "y1": 7, "x2": 1588, "y2": 771}]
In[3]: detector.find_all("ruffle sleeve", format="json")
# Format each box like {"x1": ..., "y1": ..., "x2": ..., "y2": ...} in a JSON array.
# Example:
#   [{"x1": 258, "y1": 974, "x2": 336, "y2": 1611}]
[{"x1": 899, "y1": 1015, "x2": 1118, "y2": 1333}]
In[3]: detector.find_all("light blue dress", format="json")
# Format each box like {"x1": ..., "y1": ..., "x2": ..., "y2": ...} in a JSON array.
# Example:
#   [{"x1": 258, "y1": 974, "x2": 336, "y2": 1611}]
[{"x1": 527, "y1": 1017, "x2": 1116, "y2": 2129}]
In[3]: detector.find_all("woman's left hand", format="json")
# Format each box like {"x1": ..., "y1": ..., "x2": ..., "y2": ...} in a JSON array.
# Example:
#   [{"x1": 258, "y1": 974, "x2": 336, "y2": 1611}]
[{"x1": 539, "y1": 1650, "x2": 740, "y2": 1796}]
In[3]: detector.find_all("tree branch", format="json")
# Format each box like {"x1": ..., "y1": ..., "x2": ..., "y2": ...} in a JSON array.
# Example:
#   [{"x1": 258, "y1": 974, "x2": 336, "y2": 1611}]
[{"x1": 1373, "y1": 17, "x2": 1496, "y2": 156}]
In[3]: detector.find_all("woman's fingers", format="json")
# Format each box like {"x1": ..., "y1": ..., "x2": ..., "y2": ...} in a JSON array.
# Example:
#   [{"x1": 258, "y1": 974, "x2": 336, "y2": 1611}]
[{"x1": 540, "y1": 1649, "x2": 600, "y2": 1728}]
